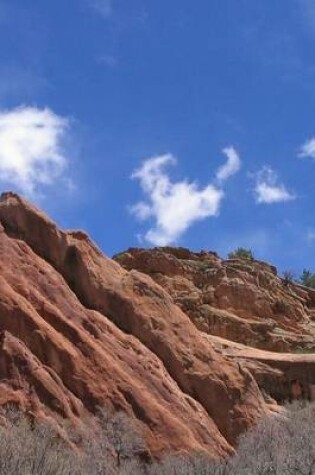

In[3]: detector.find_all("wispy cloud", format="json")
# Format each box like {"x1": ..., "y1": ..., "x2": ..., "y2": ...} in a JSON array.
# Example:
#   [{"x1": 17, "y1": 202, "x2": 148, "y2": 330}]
[
  {"x1": 90, "y1": 0, "x2": 112, "y2": 18},
  {"x1": 0, "y1": 106, "x2": 69, "y2": 195},
  {"x1": 299, "y1": 137, "x2": 315, "y2": 159},
  {"x1": 0, "y1": 64, "x2": 48, "y2": 101},
  {"x1": 307, "y1": 230, "x2": 315, "y2": 242},
  {"x1": 130, "y1": 148, "x2": 240, "y2": 246},
  {"x1": 254, "y1": 166, "x2": 296, "y2": 204},
  {"x1": 298, "y1": 0, "x2": 315, "y2": 31},
  {"x1": 216, "y1": 146, "x2": 241, "y2": 183},
  {"x1": 97, "y1": 54, "x2": 118, "y2": 68}
]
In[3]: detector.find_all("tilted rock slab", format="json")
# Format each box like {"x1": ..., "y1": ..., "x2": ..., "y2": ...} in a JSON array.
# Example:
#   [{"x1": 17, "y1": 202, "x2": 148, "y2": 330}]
[{"x1": 0, "y1": 192, "x2": 267, "y2": 458}]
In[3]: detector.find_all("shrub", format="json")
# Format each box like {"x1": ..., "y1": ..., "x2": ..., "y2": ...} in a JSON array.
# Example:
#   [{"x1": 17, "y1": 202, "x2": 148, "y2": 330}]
[
  {"x1": 228, "y1": 248, "x2": 254, "y2": 261},
  {"x1": 77, "y1": 408, "x2": 147, "y2": 474},
  {"x1": 0, "y1": 406, "x2": 78, "y2": 475},
  {"x1": 0, "y1": 406, "x2": 146, "y2": 475},
  {"x1": 282, "y1": 270, "x2": 295, "y2": 286},
  {"x1": 146, "y1": 454, "x2": 223, "y2": 475},
  {"x1": 298, "y1": 269, "x2": 315, "y2": 289},
  {"x1": 1, "y1": 403, "x2": 315, "y2": 474},
  {"x1": 147, "y1": 403, "x2": 315, "y2": 475},
  {"x1": 226, "y1": 402, "x2": 315, "y2": 475}
]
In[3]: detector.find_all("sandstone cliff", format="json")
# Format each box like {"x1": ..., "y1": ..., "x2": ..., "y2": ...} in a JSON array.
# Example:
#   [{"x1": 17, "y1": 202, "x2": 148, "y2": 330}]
[
  {"x1": 0, "y1": 192, "x2": 268, "y2": 459},
  {"x1": 0, "y1": 192, "x2": 314, "y2": 460},
  {"x1": 115, "y1": 247, "x2": 315, "y2": 404},
  {"x1": 115, "y1": 247, "x2": 315, "y2": 353}
]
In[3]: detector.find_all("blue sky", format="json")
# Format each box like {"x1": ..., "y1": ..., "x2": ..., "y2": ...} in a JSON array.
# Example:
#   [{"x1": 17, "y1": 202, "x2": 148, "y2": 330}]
[{"x1": 0, "y1": 0, "x2": 315, "y2": 274}]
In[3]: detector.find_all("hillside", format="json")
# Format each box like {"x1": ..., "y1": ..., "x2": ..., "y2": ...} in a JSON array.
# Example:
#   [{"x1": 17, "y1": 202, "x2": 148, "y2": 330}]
[
  {"x1": 0, "y1": 192, "x2": 314, "y2": 460},
  {"x1": 114, "y1": 247, "x2": 315, "y2": 353},
  {"x1": 115, "y1": 247, "x2": 315, "y2": 403}
]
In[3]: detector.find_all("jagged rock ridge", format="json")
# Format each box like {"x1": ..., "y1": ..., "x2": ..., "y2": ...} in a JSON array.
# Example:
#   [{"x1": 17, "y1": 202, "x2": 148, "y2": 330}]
[
  {"x1": 115, "y1": 247, "x2": 315, "y2": 403},
  {"x1": 114, "y1": 247, "x2": 315, "y2": 352}
]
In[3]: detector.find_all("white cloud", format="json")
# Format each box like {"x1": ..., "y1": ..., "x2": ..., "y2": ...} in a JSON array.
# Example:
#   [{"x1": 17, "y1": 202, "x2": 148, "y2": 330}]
[
  {"x1": 0, "y1": 64, "x2": 47, "y2": 100},
  {"x1": 216, "y1": 146, "x2": 241, "y2": 182},
  {"x1": 98, "y1": 54, "x2": 118, "y2": 68},
  {"x1": 131, "y1": 153, "x2": 226, "y2": 246},
  {"x1": 299, "y1": 137, "x2": 315, "y2": 159},
  {"x1": 307, "y1": 230, "x2": 315, "y2": 242},
  {"x1": 0, "y1": 106, "x2": 69, "y2": 195},
  {"x1": 254, "y1": 167, "x2": 295, "y2": 204},
  {"x1": 90, "y1": 0, "x2": 112, "y2": 18},
  {"x1": 299, "y1": 0, "x2": 315, "y2": 32}
]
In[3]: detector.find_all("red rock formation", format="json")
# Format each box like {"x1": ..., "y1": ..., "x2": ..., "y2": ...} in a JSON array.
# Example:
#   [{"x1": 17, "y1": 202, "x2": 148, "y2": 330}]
[
  {"x1": 115, "y1": 247, "x2": 315, "y2": 352},
  {"x1": 0, "y1": 192, "x2": 268, "y2": 459},
  {"x1": 115, "y1": 247, "x2": 315, "y2": 407},
  {"x1": 207, "y1": 333, "x2": 315, "y2": 404}
]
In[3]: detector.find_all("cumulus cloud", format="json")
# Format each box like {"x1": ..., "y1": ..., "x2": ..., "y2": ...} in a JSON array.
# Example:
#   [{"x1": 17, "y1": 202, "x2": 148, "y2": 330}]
[
  {"x1": 90, "y1": 0, "x2": 112, "y2": 18},
  {"x1": 216, "y1": 146, "x2": 241, "y2": 183},
  {"x1": 0, "y1": 106, "x2": 69, "y2": 195},
  {"x1": 299, "y1": 137, "x2": 315, "y2": 159},
  {"x1": 254, "y1": 167, "x2": 295, "y2": 204},
  {"x1": 130, "y1": 151, "x2": 239, "y2": 246}
]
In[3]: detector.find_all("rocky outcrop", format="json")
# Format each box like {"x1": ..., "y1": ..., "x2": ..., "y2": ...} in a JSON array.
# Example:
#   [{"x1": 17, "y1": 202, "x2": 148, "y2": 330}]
[
  {"x1": 115, "y1": 247, "x2": 315, "y2": 352},
  {"x1": 115, "y1": 247, "x2": 315, "y2": 409},
  {"x1": 207, "y1": 334, "x2": 315, "y2": 404},
  {"x1": 0, "y1": 192, "x2": 269, "y2": 459}
]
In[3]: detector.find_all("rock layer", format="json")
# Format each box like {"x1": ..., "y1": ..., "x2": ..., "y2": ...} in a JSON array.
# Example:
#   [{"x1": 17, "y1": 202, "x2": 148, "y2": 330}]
[
  {"x1": 115, "y1": 247, "x2": 315, "y2": 352},
  {"x1": 115, "y1": 247, "x2": 315, "y2": 405},
  {"x1": 0, "y1": 192, "x2": 269, "y2": 458}
]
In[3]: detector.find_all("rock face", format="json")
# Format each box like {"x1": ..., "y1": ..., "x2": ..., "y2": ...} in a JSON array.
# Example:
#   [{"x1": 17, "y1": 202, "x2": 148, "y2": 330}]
[
  {"x1": 0, "y1": 192, "x2": 269, "y2": 459},
  {"x1": 115, "y1": 247, "x2": 315, "y2": 405},
  {"x1": 115, "y1": 247, "x2": 315, "y2": 352},
  {"x1": 207, "y1": 334, "x2": 315, "y2": 404}
]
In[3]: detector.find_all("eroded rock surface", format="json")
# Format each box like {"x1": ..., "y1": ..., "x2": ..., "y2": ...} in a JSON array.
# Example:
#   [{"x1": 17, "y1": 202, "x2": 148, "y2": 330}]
[
  {"x1": 115, "y1": 247, "x2": 315, "y2": 352},
  {"x1": 0, "y1": 192, "x2": 270, "y2": 459},
  {"x1": 115, "y1": 247, "x2": 315, "y2": 407},
  {"x1": 207, "y1": 334, "x2": 315, "y2": 405}
]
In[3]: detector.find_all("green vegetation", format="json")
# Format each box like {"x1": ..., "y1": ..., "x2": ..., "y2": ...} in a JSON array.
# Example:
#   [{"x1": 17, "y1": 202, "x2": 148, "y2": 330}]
[
  {"x1": 298, "y1": 269, "x2": 315, "y2": 289},
  {"x1": 228, "y1": 247, "x2": 254, "y2": 261},
  {"x1": 282, "y1": 270, "x2": 295, "y2": 286},
  {"x1": 293, "y1": 346, "x2": 315, "y2": 354},
  {"x1": 281, "y1": 268, "x2": 315, "y2": 289},
  {"x1": 225, "y1": 251, "x2": 315, "y2": 293}
]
